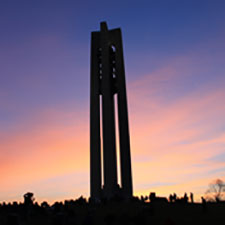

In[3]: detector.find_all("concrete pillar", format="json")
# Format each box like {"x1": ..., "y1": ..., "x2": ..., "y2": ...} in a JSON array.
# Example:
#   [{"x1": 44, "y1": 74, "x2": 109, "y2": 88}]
[
  {"x1": 100, "y1": 23, "x2": 118, "y2": 198},
  {"x1": 90, "y1": 31, "x2": 102, "y2": 200},
  {"x1": 115, "y1": 30, "x2": 133, "y2": 198}
]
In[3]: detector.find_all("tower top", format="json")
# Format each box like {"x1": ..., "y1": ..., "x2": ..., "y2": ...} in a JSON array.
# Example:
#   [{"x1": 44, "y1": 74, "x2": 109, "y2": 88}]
[{"x1": 100, "y1": 21, "x2": 108, "y2": 32}]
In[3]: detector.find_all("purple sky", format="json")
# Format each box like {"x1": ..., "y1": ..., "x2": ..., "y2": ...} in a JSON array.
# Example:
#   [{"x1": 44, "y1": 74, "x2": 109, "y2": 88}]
[{"x1": 1, "y1": 0, "x2": 225, "y2": 203}]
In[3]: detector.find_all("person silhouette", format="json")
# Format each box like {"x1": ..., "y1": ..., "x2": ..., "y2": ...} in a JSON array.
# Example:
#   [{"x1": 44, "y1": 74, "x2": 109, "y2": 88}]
[
  {"x1": 201, "y1": 197, "x2": 207, "y2": 213},
  {"x1": 169, "y1": 194, "x2": 173, "y2": 203},
  {"x1": 173, "y1": 193, "x2": 177, "y2": 202},
  {"x1": 23, "y1": 192, "x2": 34, "y2": 205},
  {"x1": 183, "y1": 193, "x2": 188, "y2": 203},
  {"x1": 190, "y1": 192, "x2": 194, "y2": 203}
]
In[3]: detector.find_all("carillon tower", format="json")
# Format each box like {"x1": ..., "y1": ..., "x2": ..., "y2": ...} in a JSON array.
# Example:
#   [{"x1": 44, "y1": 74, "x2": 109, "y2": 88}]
[{"x1": 90, "y1": 22, "x2": 133, "y2": 200}]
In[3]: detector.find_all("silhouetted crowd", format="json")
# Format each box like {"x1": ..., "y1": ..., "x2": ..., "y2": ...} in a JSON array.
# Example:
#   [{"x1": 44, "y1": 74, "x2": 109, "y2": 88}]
[{"x1": 0, "y1": 192, "x2": 224, "y2": 225}]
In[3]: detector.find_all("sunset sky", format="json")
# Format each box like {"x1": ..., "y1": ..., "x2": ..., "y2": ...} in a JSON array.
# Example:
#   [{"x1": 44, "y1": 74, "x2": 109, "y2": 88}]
[{"x1": 1, "y1": 0, "x2": 225, "y2": 203}]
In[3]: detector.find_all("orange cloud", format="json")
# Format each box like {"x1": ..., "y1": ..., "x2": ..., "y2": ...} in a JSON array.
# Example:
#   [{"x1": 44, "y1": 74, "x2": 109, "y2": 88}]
[
  {"x1": 0, "y1": 107, "x2": 90, "y2": 202},
  {"x1": 1, "y1": 56, "x2": 225, "y2": 203},
  {"x1": 126, "y1": 64, "x2": 225, "y2": 202}
]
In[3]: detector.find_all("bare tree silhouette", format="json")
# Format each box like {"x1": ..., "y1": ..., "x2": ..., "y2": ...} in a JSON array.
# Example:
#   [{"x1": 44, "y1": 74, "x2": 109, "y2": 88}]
[{"x1": 205, "y1": 179, "x2": 225, "y2": 202}]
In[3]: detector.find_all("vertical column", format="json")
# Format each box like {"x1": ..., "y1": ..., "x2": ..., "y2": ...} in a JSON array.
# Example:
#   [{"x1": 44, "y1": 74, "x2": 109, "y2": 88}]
[
  {"x1": 90, "y1": 32, "x2": 102, "y2": 199},
  {"x1": 100, "y1": 23, "x2": 118, "y2": 198},
  {"x1": 115, "y1": 29, "x2": 133, "y2": 198}
]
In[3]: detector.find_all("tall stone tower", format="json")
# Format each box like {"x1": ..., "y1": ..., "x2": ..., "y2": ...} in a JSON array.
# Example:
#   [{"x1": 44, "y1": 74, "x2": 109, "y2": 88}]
[{"x1": 90, "y1": 22, "x2": 133, "y2": 200}]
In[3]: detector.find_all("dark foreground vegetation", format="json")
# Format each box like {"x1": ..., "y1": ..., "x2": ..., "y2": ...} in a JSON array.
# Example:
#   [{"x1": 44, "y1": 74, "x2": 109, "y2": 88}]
[{"x1": 1, "y1": 193, "x2": 225, "y2": 225}]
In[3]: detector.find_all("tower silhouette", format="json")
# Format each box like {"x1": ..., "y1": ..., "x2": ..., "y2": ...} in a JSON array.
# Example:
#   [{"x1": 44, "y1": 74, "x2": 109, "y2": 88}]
[{"x1": 90, "y1": 22, "x2": 133, "y2": 200}]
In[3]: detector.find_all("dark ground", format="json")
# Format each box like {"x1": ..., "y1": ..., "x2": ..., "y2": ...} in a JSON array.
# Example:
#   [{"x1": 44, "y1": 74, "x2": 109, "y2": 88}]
[{"x1": 1, "y1": 197, "x2": 225, "y2": 225}]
